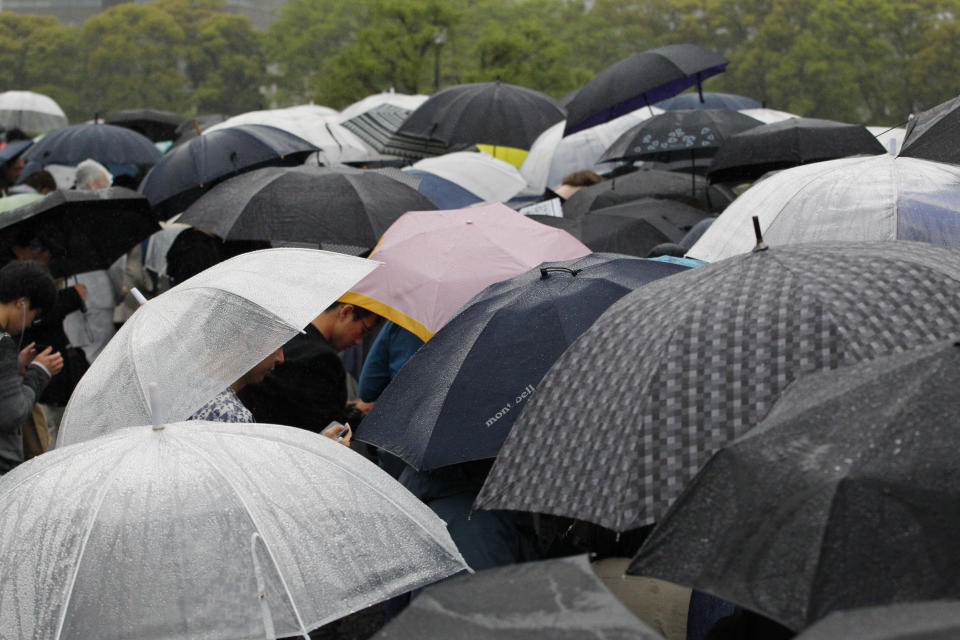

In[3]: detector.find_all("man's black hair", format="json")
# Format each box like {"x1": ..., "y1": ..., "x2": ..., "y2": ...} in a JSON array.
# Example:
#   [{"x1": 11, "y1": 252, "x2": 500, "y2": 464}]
[
  {"x1": 0, "y1": 260, "x2": 57, "y2": 314},
  {"x1": 324, "y1": 301, "x2": 374, "y2": 320}
]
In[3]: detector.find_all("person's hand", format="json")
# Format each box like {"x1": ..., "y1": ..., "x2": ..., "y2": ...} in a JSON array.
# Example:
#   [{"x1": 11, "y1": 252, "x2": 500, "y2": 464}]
[
  {"x1": 347, "y1": 398, "x2": 374, "y2": 415},
  {"x1": 32, "y1": 347, "x2": 64, "y2": 376},
  {"x1": 17, "y1": 342, "x2": 36, "y2": 377},
  {"x1": 321, "y1": 422, "x2": 352, "y2": 448},
  {"x1": 73, "y1": 283, "x2": 87, "y2": 301}
]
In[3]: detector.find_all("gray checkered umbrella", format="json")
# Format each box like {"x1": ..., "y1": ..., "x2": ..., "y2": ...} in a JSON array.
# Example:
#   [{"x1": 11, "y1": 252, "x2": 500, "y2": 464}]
[{"x1": 474, "y1": 241, "x2": 960, "y2": 532}]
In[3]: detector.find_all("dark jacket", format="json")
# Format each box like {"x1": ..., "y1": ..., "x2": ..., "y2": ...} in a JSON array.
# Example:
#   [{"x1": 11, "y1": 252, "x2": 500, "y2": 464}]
[
  {"x1": 0, "y1": 333, "x2": 50, "y2": 474},
  {"x1": 24, "y1": 285, "x2": 87, "y2": 406},
  {"x1": 238, "y1": 324, "x2": 347, "y2": 432}
]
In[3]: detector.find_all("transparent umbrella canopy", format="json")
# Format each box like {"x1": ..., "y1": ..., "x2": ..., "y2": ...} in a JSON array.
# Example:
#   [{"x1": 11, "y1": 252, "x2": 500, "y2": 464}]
[
  {"x1": 688, "y1": 155, "x2": 960, "y2": 262},
  {"x1": 58, "y1": 248, "x2": 379, "y2": 447},
  {"x1": 0, "y1": 419, "x2": 468, "y2": 639}
]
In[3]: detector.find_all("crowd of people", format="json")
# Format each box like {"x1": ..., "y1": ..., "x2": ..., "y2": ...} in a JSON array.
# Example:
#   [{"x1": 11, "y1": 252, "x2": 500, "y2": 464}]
[{"x1": 0, "y1": 101, "x2": 917, "y2": 638}]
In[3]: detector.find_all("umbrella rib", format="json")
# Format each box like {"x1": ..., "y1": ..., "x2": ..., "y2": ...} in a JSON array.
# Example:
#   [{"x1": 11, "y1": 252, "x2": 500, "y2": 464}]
[
  {"x1": 175, "y1": 434, "x2": 312, "y2": 637},
  {"x1": 205, "y1": 429, "x2": 465, "y2": 562},
  {"x1": 53, "y1": 436, "x2": 137, "y2": 640}
]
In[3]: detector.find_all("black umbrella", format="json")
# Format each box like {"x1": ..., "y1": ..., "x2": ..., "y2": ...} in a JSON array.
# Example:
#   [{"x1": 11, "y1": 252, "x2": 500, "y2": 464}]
[
  {"x1": 898, "y1": 93, "x2": 960, "y2": 165},
  {"x1": 341, "y1": 103, "x2": 417, "y2": 155},
  {"x1": 356, "y1": 254, "x2": 688, "y2": 471},
  {"x1": 564, "y1": 44, "x2": 728, "y2": 135},
  {"x1": 106, "y1": 109, "x2": 186, "y2": 143},
  {"x1": 656, "y1": 91, "x2": 762, "y2": 111},
  {"x1": 22, "y1": 123, "x2": 161, "y2": 167},
  {"x1": 373, "y1": 555, "x2": 665, "y2": 639},
  {"x1": 0, "y1": 188, "x2": 159, "y2": 277},
  {"x1": 473, "y1": 241, "x2": 960, "y2": 532},
  {"x1": 383, "y1": 81, "x2": 565, "y2": 160},
  {"x1": 138, "y1": 124, "x2": 319, "y2": 219},
  {"x1": 178, "y1": 165, "x2": 436, "y2": 254},
  {"x1": 707, "y1": 117, "x2": 887, "y2": 183},
  {"x1": 561, "y1": 168, "x2": 733, "y2": 217},
  {"x1": 794, "y1": 601, "x2": 960, "y2": 640},
  {"x1": 533, "y1": 198, "x2": 711, "y2": 257},
  {"x1": 599, "y1": 109, "x2": 763, "y2": 164},
  {"x1": 630, "y1": 339, "x2": 960, "y2": 630}
]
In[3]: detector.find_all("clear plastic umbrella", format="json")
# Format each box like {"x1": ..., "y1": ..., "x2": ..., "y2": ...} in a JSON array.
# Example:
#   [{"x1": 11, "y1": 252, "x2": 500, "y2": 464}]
[
  {"x1": 0, "y1": 90, "x2": 68, "y2": 132},
  {"x1": 58, "y1": 248, "x2": 379, "y2": 446},
  {"x1": 688, "y1": 155, "x2": 960, "y2": 262},
  {"x1": 0, "y1": 416, "x2": 467, "y2": 639}
]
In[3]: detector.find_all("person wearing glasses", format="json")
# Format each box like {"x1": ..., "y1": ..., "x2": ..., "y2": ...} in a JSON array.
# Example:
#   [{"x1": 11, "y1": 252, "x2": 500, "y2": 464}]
[{"x1": 239, "y1": 301, "x2": 379, "y2": 438}]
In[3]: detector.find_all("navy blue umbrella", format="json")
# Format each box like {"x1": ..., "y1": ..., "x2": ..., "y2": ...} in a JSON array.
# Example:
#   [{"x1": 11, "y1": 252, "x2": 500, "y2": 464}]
[
  {"x1": 564, "y1": 44, "x2": 728, "y2": 135},
  {"x1": 356, "y1": 253, "x2": 690, "y2": 471},
  {"x1": 138, "y1": 124, "x2": 318, "y2": 219},
  {"x1": 656, "y1": 91, "x2": 762, "y2": 111},
  {"x1": 405, "y1": 169, "x2": 483, "y2": 209},
  {"x1": 22, "y1": 123, "x2": 160, "y2": 167}
]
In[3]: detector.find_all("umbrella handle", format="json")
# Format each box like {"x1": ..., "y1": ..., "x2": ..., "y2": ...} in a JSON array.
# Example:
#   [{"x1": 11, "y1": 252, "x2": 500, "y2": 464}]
[{"x1": 540, "y1": 267, "x2": 582, "y2": 279}]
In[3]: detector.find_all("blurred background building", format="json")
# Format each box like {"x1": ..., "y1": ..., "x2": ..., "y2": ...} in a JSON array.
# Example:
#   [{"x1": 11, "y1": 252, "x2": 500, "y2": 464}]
[{"x1": 0, "y1": 0, "x2": 289, "y2": 30}]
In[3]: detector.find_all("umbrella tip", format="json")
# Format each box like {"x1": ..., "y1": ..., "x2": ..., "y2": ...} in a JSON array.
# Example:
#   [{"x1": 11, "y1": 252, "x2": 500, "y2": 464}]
[
  {"x1": 148, "y1": 382, "x2": 165, "y2": 431},
  {"x1": 751, "y1": 215, "x2": 768, "y2": 252}
]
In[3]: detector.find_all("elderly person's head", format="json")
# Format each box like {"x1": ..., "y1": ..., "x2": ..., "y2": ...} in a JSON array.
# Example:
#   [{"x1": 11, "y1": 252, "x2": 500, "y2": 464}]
[{"x1": 74, "y1": 159, "x2": 113, "y2": 191}]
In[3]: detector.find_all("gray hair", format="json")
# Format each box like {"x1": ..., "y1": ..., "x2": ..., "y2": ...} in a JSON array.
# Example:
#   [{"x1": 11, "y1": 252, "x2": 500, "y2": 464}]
[{"x1": 74, "y1": 159, "x2": 113, "y2": 190}]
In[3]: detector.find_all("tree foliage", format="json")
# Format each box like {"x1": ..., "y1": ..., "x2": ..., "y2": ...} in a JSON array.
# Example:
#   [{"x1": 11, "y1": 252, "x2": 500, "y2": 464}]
[{"x1": 1, "y1": 0, "x2": 959, "y2": 126}]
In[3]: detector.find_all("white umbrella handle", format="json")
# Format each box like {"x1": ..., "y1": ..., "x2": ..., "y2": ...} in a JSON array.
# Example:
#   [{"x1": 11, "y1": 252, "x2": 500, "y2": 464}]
[{"x1": 131, "y1": 287, "x2": 148, "y2": 306}]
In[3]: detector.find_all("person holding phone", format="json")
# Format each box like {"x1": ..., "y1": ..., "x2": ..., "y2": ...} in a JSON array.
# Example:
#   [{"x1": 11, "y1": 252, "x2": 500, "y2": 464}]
[{"x1": 0, "y1": 261, "x2": 64, "y2": 475}]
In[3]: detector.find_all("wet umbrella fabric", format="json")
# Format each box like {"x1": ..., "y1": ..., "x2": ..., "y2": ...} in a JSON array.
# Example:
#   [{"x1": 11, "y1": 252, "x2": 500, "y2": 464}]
[
  {"x1": 177, "y1": 165, "x2": 436, "y2": 253},
  {"x1": 403, "y1": 151, "x2": 528, "y2": 204},
  {"x1": 338, "y1": 93, "x2": 429, "y2": 156},
  {"x1": 707, "y1": 117, "x2": 886, "y2": 183},
  {"x1": 599, "y1": 109, "x2": 763, "y2": 163},
  {"x1": 538, "y1": 198, "x2": 712, "y2": 257},
  {"x1": 203, "y1": 108, "x2": 377, "y2": 165},
  {"x1": 793, "y1": 601, "x2": 960, "y2": 640},
  {"x1": 630, "y1": 339, "x2": 960, "y2": 630},
  {"x1": 689, "y1": 155, "x2": 960, "y2": 262},
  {"x1": 474, "y1": 242, "x2": 960, "y2": 532},
  {"x1": 0, "y1": 420, "x2": 467, "y2": 639},
  {"x1": 357, "y1": 254, "x2": 688, "y2": 471},
  {"x1": 0, "y1": 90, "x2": 67, "y2": 133},
  {"x1": 23, "y1": 123, "x2": 161, "y2": 167},
  {"x1": 403, "y1": 170, "x2": 483, "y2": 209},
  {"x1": 385, "y1": 82, "x2": 566, "y2": 164},
  {"x1": 58, "y1": 248, "x2": 378, "y2": 446},
  {"x1": 138, "y1": 124, "x2": 319, "y2": 219},
  {"x1": 0, "y1": 187, "x2": 159, "y2": 277},
  {"x1": 520, "y1": 108, "x2": 661, "y2": 196},
  {"x1": 372, "y1": 554, "x2": 663, "y2": 639},
  {"x1": 898, "y1": 93, "x2": 960, "y2": 165},
  {"x1": 340, "y1": 203, "x2": 590, "y2": 341},
  {"x1": 562, "y1": 168, "x2": 733, "y2": 218},
  {"x1": 564, "y1": 44, "x2": 728, "y2": 135},
  {"x1": 106, "y1": 108, "x2": 186, "y2": 142},
  {"x1": 656, "y1": 91, "x2": 762, "y2": 111}
]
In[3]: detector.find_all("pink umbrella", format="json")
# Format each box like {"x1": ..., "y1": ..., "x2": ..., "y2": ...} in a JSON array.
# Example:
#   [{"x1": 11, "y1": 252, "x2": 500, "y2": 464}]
[{"x1": 340, "y1": 203, "x2": 590, "y2": 340}]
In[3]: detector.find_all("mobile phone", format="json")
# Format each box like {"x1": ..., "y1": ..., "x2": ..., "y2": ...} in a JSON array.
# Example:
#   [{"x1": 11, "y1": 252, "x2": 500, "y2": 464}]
[{"x1": 322, "y1": 421, "x2": 350, "y2": 439}]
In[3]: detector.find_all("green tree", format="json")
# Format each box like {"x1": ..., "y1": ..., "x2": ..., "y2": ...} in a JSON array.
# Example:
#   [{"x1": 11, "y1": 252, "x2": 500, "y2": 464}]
[
  {"x1": 188, "y1": 13, "x2": 266, "y2": 114},
  {"x1": 265, "y1": 0, "x2": 369, "y2": 105},
  {"x1": 0, "y1": 14, "x2": 85, "y2": 121},
  {"x1": 314, "y1": 0, "x2": 461, "y2": 107},
  {"x1": 79, "y1": 3, "x2": 188, "y2": 115}
]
